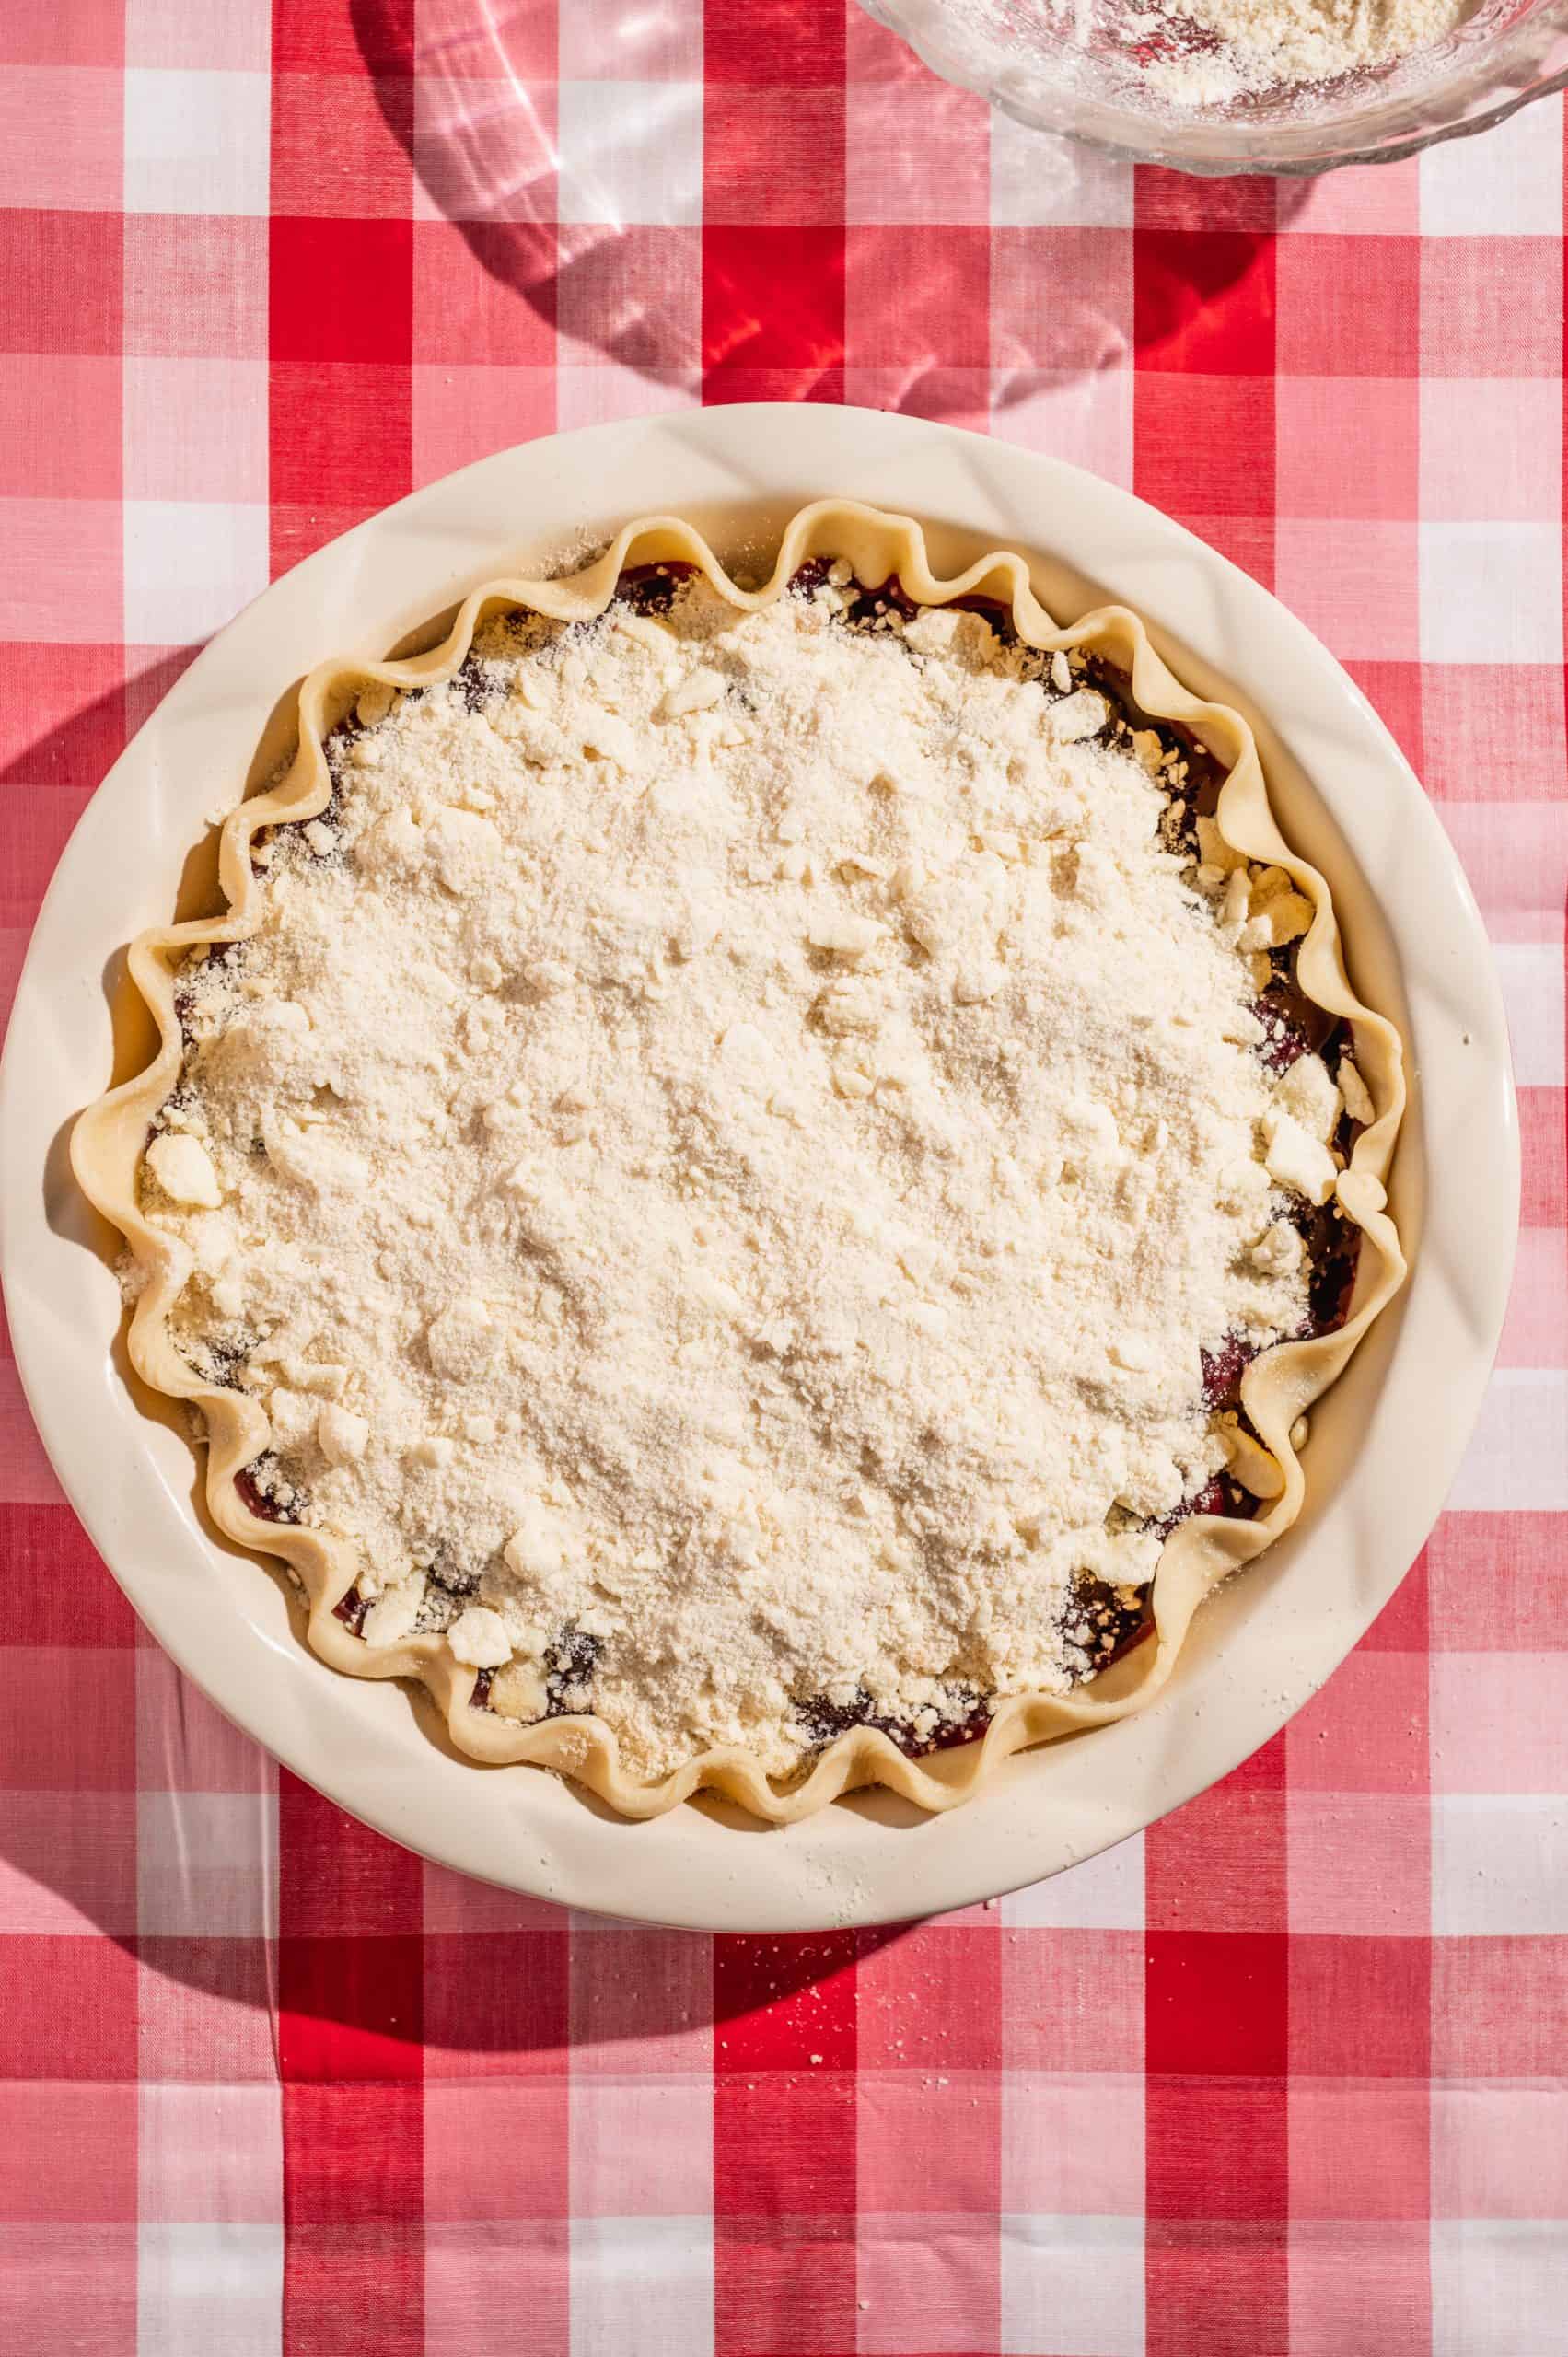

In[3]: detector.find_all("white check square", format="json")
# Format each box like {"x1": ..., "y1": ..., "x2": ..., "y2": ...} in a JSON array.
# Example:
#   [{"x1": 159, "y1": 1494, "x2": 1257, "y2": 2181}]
[
  {"x1": 1432, "y1": 2220, "x2": 1568, "y2": 2357},
  {"x1": 570, "y1": 2214, "x2": 714, "y2": 2357},
  {"x1": 1004, "y1": 1836, "x2": 1144, "y2": 1930},
  {"x1": 557, "y1": 81, "x2": 703, "y2": 229},
  {"x1": 1001, "y1": 2212, "x2": 1144, "y2": 2357},
  {"x1": 137, "y1": 2223, "x2": 284, "y2": 2357},
  {"x1": 123, "y1": 499, "x2": 269, "y2": 646},
  {"x1": 1419, "y1": 522, "x2": 1562, "y2": 665},
  {"x1": 991, "y1": 113, "x2": 1133, "y2": 228},
  {"x1": 124, "y1": 68, "x2": 270, "y2": 217},
  {"x1": 137, "y1": 1791, "x2": 277, "y2": 1937},
  {"x1": 1421, "y1": 97, "x2": 1562, "y2": 238},
  {"x1": 1433, "y1": 1794, "x2": 1568, "y2": 1936},
  {"x1": 1492, "y1": 941, "x2": 1565, "y2": 1087},
  {"x1": 1448, "y1": 1369, "x2": 1568, "y2": 1514}
]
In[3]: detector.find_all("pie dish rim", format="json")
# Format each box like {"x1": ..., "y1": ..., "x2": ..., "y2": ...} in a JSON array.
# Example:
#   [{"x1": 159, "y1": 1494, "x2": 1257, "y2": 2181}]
[{"x1": 69, "y1": 495, "x2": 1408, "y2": 1823}]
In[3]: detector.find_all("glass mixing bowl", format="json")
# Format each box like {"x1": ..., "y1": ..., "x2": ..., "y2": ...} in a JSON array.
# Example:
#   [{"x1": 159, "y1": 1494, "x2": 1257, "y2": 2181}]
[{"x1": 855, "y1": 0, "x2": 1568, "y2": 173}]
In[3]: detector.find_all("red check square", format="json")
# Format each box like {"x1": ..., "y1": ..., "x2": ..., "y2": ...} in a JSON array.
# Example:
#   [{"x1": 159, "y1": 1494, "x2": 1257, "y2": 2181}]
[
  {"x1": 270, "y1": 219, "x2": 413, "y2": 364},
  {"x1": 1147, "y1": 2084, "x2": 1289, "y2": 2220},
  {"x1": 0, "y1": 1793, "x2": 136, "y2": 1935},
  {"x1": 0, "y1": 2084, "x2": 136, "y2": 2222},
  {"x1": 1146, "y1": 1933, "x2": 1289, "y2": 2078},
  {"x1": 0, "y1": 210, "x2": 122, "y2": 356},
  {"x1": 857, "y1": 1925, "x2": 1003, "y2": 2073},
  {"x1": 272, "y1": 72, "x2": 413, "y2": 218},
  {"x1": 0, "y1": 1937, "x2": 139, "y2": 2082},
  {"x1": 273, "y1": 0, "x2": 412, "y2": 75},
  {"x1": 423, "y1": 1932, "x2": 570, "y2": 2078},
  {"x1": 277, "y1": 1771, "x2": 421, "y2": 1935},
  {"x1": 1136, "y1": 374, "x2": 1275, "y2": 520},
  {"x1": 0, "y1": 2225, "x2": 135, "y2": 2352},
  {"x1": 706, "y1": 86, "x2": 847, "y2": 227},
  {"x1": 703, "y1": 226, "x2": 844, "y2": 382},
  {"x1": 0, "y1": 66, "x2": 122, "y2": 212},
  {"x1": 0, "y1": 1507, "x2": 134, "y2": 1637},
  {"x1": 1290, "y1": 2082, "x2": 1432, "y2": 2219},
  {"x1": 1276, "y1": 377, "x2": 1419, "y2": 521},
  {"x1": 569, "y1": 1929, "x2": 711, "y2": 2070},
  {"x1": 413, "y1": 219, "x2": 557, "y2": 365},
  {"x1": 1276, "y1": 235, "x2": 1420, "y2": 375},
  {"x1": 0, "y1": 0, "x2": 122, "y2": 65},
  {"x1": 279, "y1": 1937, "x2": 424, "y2": 2083},
  {"x1": 1289, "y1": 1938, "x2": 1432, "y2": 2077},
  {"x1": 845, "y1": 225, "x2": 990, "y2": 367},
  {"x1": 269, "y1": 361, "x2": 412, "y2": 548},
  {"x1": 1286, "y1": 1648, "x2": 1430, "y2": 1791},
  {"x1": 705, "y1": 0, "x2": 845, "y2": 82},
  {"x1": 0, "y1": 356, "x2": 120, "y2": 501},
  {"x1": 1135, "y1": 230, "x2": 1274, "y2": 373},
  {"x1": 1144, "y1": 1736, "x2": 1285, "y2": 1933},
  {"x1": 714, "y1": 1933, "x2": 858, "y2": 2073},
  {"x1": 1148, "y1": 2156, "x2": 1292, "y2": 2345},
  {"x1": 0, "y1": 1649, "x2": 134, "y2": 1790},
  {"x1": 424, "y1": 2083, "x2": 569, "y2": 2220}
]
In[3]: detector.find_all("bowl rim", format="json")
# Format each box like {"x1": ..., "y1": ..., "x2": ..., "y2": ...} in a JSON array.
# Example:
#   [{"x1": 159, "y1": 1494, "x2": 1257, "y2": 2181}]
[{"x1": 0, "y1": 404, "x2": 1518, "y2": 1930}]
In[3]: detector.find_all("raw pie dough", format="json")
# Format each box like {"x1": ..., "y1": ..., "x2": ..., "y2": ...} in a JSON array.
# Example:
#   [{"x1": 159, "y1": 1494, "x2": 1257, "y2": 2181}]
[{"x1": 73, "y1": 502, "x2": 1406, "y2": 1821}]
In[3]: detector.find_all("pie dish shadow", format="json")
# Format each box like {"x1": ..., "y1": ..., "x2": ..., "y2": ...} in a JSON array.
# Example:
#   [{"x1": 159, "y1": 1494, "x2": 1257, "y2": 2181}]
[{"x1": 70, "y1": 498, "x2": 1407, "y2": 1827}]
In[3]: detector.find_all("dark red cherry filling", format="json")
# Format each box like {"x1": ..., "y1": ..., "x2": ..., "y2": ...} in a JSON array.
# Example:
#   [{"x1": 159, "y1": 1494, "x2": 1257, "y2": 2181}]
[
  {"x1": 543, "y1": 1625, "x2": 601, "y2": 1715},
  {"x1": 795, "y1": 1684, "x2": 993, "y2": 1760},
  {"x1": 1255, "y1": 944, "x2": 1342, "y2": 1075},
  {"x1": 234, "y1": 1456, "x2": 299, "y2": 1526},
  {"x1": 453, "y1": 647, "x2": 497, "y2": 714},
  {"x1": 424, "y1": 1543, "x2": 481, "y2": 1600},
  {"x1": 466, "y1": 1624, "x2": 600, "y2": 1719},
  {"x1": 613, "y1": 560, "x2": 700, "y2": 617},
  {"x1": 173, "y1": 939, "x2": 245, "y2": 1040},
  {"x1": 189, "y1": 1334, "x2": 254, "y2": 1391}
]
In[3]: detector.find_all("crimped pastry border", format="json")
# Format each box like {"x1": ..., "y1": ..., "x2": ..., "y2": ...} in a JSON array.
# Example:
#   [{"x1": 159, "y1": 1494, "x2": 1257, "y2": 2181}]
[{"x1": 71, "y1": 499, "x2": 1407, "y2": 1823}]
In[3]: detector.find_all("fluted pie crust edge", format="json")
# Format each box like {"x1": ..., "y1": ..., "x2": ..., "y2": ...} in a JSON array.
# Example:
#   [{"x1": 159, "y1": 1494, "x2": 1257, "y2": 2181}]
[{"x1": 71, "y1": 500, "x2": 1407, "y2": 1822}]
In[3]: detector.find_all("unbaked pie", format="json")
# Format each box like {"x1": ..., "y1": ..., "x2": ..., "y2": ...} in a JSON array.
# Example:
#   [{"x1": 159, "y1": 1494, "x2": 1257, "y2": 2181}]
[{"x1": 73, "y1": 502, "x2": 1406, "y2": 1820}]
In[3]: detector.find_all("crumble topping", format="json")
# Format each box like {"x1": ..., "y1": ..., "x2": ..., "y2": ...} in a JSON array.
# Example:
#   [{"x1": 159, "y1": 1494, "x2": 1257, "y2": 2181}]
[{"x1": 141, "y1": 569, "x2": 1349, "y2": 1782}]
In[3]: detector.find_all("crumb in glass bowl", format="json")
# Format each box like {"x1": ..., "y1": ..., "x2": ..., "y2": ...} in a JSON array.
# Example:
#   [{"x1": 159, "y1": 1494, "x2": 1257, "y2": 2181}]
[{"x1": 857, "y1": 0, "x2": 1568, "y2": 173}]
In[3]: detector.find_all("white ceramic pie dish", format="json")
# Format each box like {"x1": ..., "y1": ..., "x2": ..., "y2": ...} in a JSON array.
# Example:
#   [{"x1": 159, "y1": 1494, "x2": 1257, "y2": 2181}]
[{"x1": 0, "y1": 407, "x2": 1516, "y2": 1930}]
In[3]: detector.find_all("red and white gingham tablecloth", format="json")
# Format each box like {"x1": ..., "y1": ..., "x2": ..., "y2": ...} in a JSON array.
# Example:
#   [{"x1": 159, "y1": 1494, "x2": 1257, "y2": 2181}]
[{"x1": 1, "y1": 3, "x2": 1565, "y2": 2351}]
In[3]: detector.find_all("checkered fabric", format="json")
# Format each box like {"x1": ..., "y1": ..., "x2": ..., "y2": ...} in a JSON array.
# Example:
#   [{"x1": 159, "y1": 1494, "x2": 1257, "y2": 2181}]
[{"x1": 2, "y1": 3, "x2": 1565, "y2": 2351}]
